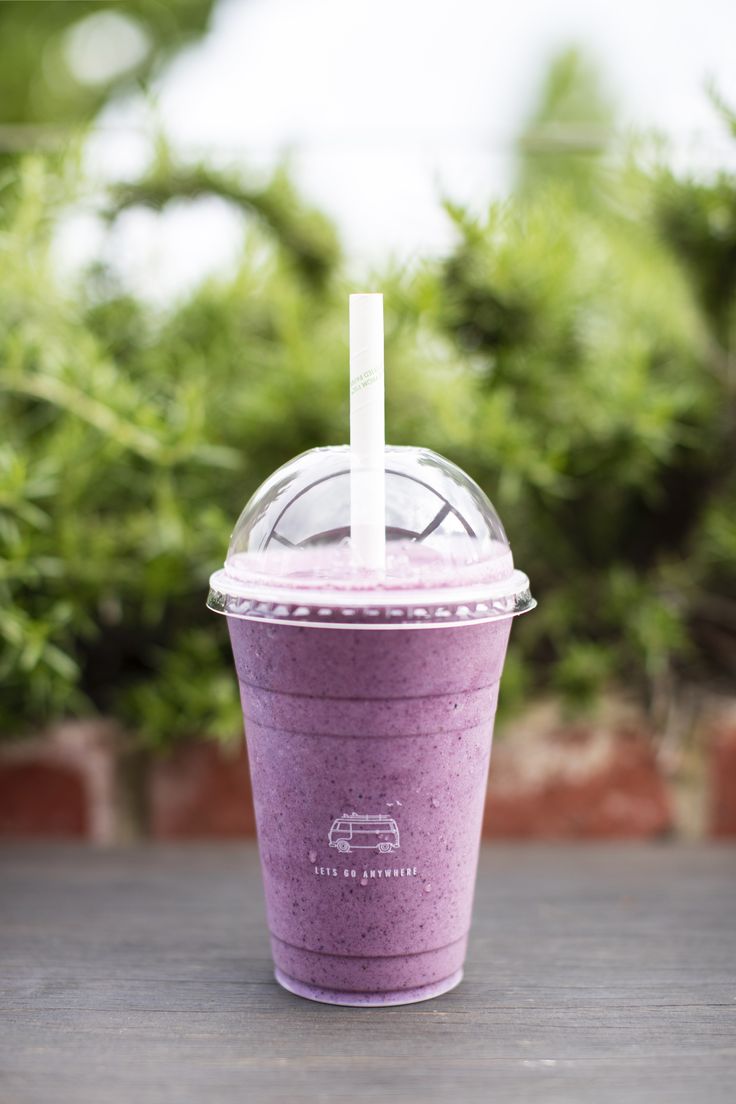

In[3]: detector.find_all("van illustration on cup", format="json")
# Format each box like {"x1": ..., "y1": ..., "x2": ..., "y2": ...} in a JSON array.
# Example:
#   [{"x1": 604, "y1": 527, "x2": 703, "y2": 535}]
[{"x1": 328, "y1": 813, "x2": 400, "y2": 854}]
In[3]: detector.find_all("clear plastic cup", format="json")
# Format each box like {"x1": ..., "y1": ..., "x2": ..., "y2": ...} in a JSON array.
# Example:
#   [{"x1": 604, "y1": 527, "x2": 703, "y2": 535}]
[{"x1": 208, "y1": 445, "x2": 534, "y2": 1005}]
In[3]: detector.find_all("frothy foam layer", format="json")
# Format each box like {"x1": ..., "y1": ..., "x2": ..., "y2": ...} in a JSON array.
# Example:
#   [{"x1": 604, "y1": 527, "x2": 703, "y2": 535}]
[{"x1": 224, "y1": 537, "x2": 514, "y2": 593}]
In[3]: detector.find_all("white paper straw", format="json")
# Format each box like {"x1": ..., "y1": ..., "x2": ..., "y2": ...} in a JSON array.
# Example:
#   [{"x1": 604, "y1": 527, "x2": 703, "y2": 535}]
[{"x1": 349, "y1": 293, "x2": 385, "y2": 570}]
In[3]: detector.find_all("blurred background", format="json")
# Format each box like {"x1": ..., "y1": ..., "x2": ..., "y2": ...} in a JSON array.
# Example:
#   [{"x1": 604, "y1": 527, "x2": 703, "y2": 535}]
[{"x1": 1, "y1": 0, "x2": 735, "y2": 843}]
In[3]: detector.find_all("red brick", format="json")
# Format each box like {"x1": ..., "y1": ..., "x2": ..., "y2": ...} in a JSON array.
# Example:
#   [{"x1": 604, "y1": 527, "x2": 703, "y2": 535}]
[
  {"x1": 709, "y1": 711, "x2": 736, "y2": 837},
  {"x1": 485, "y1": 701, "x2": 673, "y2": 839},
  {"x1": 149, "y1": 740, "x2": 255, "y2": 839},
  {"x1": 0, "y1": 721, "x2": 126, "y2": 843},
  {"x1": 0, "y1": 761, "x2": 88, "y2": 837}
]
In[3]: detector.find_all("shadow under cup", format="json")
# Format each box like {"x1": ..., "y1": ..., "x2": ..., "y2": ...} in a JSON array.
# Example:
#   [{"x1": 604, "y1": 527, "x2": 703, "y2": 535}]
[{"x1": 227, "y1": 614, "x2": 512, "y2": 1007}]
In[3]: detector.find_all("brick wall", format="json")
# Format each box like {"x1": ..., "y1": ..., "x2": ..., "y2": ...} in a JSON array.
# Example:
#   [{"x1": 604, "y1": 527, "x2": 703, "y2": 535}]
[{"x1": 1, "y1": 697, "x2": 734, "y2": 842}]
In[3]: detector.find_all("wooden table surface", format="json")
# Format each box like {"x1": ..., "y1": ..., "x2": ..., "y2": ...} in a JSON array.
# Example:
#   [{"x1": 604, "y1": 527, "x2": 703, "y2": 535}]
[{"x1": 1, "y1": 843, "x2": 734, "y2": 1103}]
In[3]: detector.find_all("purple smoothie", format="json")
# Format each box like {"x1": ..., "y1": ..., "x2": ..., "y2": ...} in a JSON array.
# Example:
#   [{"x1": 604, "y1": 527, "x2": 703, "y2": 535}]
[
  {"x1": 208, "y1": 446, "x2": 534, "y2": 1005},
  {"x1": 227, "y1": 596, "x2": 512, "y2": 1005}
]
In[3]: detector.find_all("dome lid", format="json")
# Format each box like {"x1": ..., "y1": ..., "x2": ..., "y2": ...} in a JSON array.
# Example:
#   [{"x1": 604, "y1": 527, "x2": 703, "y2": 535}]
[{"x1": 207, "y1": 445, "x2": 534, "y2": 627}]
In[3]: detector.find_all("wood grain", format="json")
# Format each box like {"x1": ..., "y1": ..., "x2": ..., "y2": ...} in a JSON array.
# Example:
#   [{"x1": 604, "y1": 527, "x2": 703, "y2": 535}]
[{"x1": 1, "y1": 843, "x2": 734, "y2": 1103}]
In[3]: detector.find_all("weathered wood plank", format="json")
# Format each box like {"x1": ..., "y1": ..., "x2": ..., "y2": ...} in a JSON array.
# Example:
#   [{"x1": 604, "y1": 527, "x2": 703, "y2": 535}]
[{"x1": 1, "y1": 843, "x2": 734, "y2": 1103}]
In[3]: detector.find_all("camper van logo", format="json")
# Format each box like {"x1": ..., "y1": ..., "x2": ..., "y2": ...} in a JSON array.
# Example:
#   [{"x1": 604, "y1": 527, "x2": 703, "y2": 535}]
[{"x1": 328, "y1": 813, "x2": 400, "y2": 854}]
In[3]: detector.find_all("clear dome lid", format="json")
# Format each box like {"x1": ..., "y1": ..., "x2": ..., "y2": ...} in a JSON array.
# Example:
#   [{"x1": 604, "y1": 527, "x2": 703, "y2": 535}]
[{"x1": 207, "y1": 446, "x2": 534, "y2": 626}]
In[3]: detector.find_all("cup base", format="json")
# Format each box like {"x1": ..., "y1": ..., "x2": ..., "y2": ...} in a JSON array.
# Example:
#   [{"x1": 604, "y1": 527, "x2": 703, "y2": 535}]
[{"x1": 274, "y1": 966, "x2": 463, "y2": 1007}]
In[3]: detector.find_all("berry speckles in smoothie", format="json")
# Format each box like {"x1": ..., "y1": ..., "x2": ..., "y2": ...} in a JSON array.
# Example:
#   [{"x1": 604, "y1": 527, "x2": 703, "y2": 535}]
[{"x1": 228, "y1": 608, "x2": 511, "y2": 1000}]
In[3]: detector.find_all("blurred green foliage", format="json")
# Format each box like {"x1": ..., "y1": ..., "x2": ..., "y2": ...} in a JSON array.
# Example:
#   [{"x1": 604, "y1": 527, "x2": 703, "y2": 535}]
[
  {"x1": 0, "y1": 0, "x2": 216, "y2": 136},
  {"x1": 109, "y1": 153, "x2": 341, "y2": 289},
  {"x1": 0, "y1": 39, "x2": 734, "y2": 746}
]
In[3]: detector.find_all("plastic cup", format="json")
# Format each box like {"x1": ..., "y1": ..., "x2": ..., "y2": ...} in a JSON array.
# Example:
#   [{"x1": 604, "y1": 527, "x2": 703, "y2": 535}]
[{"x1": 208, "y1": 446, "x2": 534, "y2": 1006}]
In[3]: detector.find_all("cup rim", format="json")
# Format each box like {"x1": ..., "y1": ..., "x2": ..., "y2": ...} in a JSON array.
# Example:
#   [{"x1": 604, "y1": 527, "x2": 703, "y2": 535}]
[{"x1": 206, "y1": 568, "x2": 535, "y2": 628}]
